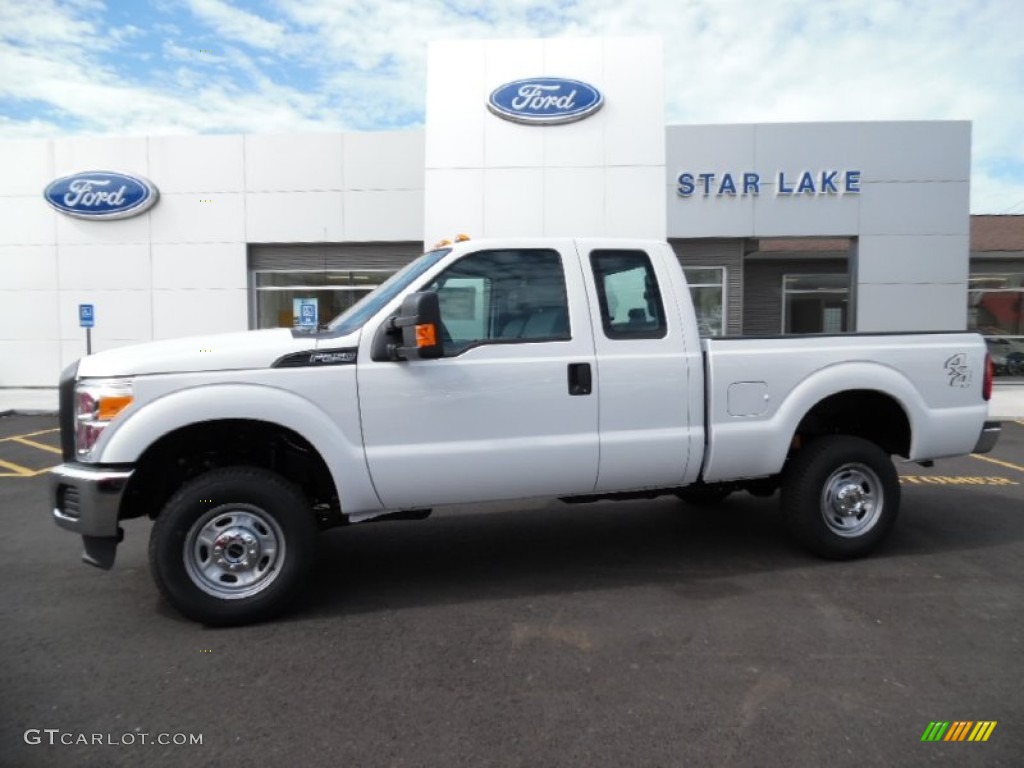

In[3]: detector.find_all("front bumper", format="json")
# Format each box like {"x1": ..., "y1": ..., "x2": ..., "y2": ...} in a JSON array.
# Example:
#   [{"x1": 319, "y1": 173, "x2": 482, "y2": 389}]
[
  {"x1": 973, "y1": 420, "x2": 1001, "y2": 454},
  {"x1": 50, "y1": 463, "x2": 134, "y2": 569}
]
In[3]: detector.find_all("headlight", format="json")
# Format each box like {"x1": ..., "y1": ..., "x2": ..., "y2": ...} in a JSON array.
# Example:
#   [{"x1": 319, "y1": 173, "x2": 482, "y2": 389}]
[{"x1": 75, "y1": 378, "x2": 134, "y2": 460}]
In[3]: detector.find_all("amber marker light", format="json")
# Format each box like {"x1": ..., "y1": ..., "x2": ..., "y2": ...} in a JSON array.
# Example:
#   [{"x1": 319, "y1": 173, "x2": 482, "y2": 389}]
[
  {"x1": 416, "y1": 323, "x2": 437, "y2": 347},
  {"x1": 97, "y1": 394, "x2": 134, "y2": 420}
]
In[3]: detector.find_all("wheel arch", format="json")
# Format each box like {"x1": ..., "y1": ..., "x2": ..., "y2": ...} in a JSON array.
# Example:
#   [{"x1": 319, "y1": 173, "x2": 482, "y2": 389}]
[{"x1": 97, "y1": 383, "x2": 381, "y2": 522}]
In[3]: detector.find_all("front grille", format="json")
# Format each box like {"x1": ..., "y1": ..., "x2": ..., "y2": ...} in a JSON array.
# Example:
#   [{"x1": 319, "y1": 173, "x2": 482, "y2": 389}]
[
  {"x1": 58, "y1": 361, "x2": 79, "y2": 461},
  {"x1": 59, "y1": 486, "x2": 81, "y2": 519}
]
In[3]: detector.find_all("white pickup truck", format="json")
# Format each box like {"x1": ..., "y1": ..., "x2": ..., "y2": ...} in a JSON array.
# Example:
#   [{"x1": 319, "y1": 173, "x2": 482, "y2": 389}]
[{"x1": 50, "y1": 237, "x2": 1000, "y2": 625}]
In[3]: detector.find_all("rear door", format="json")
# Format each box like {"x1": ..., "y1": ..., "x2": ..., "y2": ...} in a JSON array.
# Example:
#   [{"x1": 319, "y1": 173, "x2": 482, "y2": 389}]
[
  {"x1": 579, "y1": 241, "x2": 700, "y2": 492},
  {"x1": 357, "y1": 243, "x2": 600, "y2": 508}
]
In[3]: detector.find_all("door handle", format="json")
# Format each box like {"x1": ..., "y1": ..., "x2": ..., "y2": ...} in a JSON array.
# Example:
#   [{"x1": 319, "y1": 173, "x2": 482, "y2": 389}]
[{"x1": 567, "y1": 363, "x2": 592, "y2": 396}]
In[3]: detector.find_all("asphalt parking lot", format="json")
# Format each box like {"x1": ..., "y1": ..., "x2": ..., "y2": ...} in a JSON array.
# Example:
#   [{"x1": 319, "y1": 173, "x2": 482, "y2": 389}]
[{"x1": 1, "y1": 414, "x2": 1022, "y2": 767}]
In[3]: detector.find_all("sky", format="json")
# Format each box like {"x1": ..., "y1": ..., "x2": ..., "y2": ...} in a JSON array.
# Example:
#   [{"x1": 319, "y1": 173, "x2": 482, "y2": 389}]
[{"x1": 1, "y1": 0, "x2": 1022, "y2": 214}]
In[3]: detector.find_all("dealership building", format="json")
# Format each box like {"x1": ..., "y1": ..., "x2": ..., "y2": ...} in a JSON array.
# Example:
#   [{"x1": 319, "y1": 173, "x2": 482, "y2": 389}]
[{"x1": 1, "y1": 37, "x2": 1023, "y2": 395}]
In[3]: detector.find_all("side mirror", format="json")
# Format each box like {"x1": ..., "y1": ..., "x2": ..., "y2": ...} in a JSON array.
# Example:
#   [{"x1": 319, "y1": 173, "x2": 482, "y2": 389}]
[{"x1": 388, "y1": 292, "x2": 444, "y2": 360}]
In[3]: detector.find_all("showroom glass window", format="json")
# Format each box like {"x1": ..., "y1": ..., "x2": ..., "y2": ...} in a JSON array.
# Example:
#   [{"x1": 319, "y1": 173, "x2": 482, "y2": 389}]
[
  {"x1": 683, "y1": 267, "x2": 726, "y2": 337},
  {"x1": 968, "y1": 272, "x2": 1024, "y2": 377},
  {"x1": 252, "y1": 269, "x2": 395, "y2": 329},
  {"x1": 783, "y1": 274, "x2": 849, "y2": 334}
]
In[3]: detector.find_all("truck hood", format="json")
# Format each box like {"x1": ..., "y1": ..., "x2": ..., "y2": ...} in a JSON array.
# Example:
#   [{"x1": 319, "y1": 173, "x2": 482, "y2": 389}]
[{"x1": 76, "y1": 329, "x2": 330, "y2": 378}]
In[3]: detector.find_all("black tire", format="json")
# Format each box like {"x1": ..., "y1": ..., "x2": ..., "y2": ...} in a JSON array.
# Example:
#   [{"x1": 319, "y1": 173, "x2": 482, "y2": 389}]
[
  {"x1": 677, "y1": 484, "x2": 733, "y2": 506},
  {"x1": 149, "y1": 467, "x2": 317, "y2": 626},
  {"x1": 781, "y1": 435, "x2": 900, "y2": 560}
]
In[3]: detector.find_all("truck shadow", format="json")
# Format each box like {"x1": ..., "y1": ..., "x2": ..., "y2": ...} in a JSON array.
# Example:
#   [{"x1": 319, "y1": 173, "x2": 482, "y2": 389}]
[{"x1": 298, "y1": 486, "x2": 1024, "y2": 620}]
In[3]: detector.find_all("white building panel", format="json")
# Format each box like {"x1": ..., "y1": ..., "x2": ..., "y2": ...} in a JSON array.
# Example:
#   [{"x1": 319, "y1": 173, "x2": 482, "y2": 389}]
[
  {"x1": 344, "y1": 190, "x2": 423, "y2": 242},
  {"x1": 0, "y1": 289, "x2": 60, "y2": 341},
  {"x1": 606, "y1": 166, "x2": 666, "y2": 238},
  {"x1": 150, "y1": 193, "x2": 245, "y2": 244},
  {"x1": 485, "y1": 117, "x2": 545, "y2": 169},
  {"x1": 424, "y1": 169, "x2": 484, "y2": 246},
  {"x1": 0, "y1": 341, "x2": 60, "y2": 387},
  {"x1": 55, "y1": 210, "x2": 150, "y2": 245},
  {"x1": 343, "y1": 131, "x2": 424, "y2": 190},
  {"x1": 152, "y1": 289, "x2": 248, "y2": 340},
  {"x1": 57, "y1": 244, "x2": 151, "y2": 291},
  {"x1": 425, "y1": 40, "x2": 486, "y2": 169},
  {"x1": 0, "y1": 197, "x2": 56, "y2": 245},
  {"x1": 0, "y1": 138, "x2": 53, "y2": 195},
  {"x1": 602, "y1": 38, "x2": 665, "y2": 168},
  {"x1": 152, "y1": 244, "x2": 247, "y2": 290},
  {"x1": 244, "y1": 191, "x2": 343, "y2": 243},
  {"x1": 543, "y1": 168, "x2": 606, "y2": 237},
  {"x1": 483, "y1": 169, "x2": 544, "y2": 237},
  {"x1": 0, "y1": 245, "x2": 57, "y2": 290},
  {"x1": 53, "y1": 137, "x2": 149, "y2": 178},
  {"x1": 244, "y1": 133, "x2": 344, "y2": 192},
  {"x1": 57, "y1": 289, "x2": 152, "y2": 342},
  {"x1": 148, "y1": 135, "x2": 245, "y2": 193}
]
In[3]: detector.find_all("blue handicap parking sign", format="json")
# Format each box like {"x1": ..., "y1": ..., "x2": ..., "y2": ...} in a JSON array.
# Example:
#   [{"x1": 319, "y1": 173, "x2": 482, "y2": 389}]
[
  {"x1": 79, "y1": 304, "x2": 95, "y2": 328},
  {"x1": 298, "y1": 300, "x2": 317, "y2": 328}
]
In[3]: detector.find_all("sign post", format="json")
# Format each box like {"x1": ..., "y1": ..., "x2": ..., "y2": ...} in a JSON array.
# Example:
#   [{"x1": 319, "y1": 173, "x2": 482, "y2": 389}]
[{"x1": 79, "y1": 303, "x2": 95, "y2": 354}]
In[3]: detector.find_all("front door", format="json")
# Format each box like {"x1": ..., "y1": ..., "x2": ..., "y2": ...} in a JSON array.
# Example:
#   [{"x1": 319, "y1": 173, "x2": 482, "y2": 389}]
[{"x1": 357, "y1": 245, "x2": 599, "y2": 509}]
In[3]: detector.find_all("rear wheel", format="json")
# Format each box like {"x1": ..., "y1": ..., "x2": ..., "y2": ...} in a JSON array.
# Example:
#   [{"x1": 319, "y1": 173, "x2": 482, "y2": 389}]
[
  {"x1": 781, "y1": 435, "x2": 900, "y2": 559},
  {"x1": 149, "y1": 467, "x2": 317, "y2": 626}
]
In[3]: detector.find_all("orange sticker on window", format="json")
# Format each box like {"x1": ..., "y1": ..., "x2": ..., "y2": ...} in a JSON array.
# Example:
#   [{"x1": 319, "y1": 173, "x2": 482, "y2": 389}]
[{"x1": 416, "y1": 323, "x2": 437, "y2": 347}]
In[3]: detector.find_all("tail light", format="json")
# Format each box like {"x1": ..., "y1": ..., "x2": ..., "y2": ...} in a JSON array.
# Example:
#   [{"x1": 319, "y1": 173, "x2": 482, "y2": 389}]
[{"x1": 983, "y1": 353, "x2": 993, "y2": 401}]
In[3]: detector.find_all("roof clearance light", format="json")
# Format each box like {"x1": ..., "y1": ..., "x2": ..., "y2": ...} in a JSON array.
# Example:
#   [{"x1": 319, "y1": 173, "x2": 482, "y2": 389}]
[
  {"x1": 433, "y1": 238, "x2": 452, "y2": 249},
  {"x1": 454, "y1": 233, "x2": 471, "y2": 242}
]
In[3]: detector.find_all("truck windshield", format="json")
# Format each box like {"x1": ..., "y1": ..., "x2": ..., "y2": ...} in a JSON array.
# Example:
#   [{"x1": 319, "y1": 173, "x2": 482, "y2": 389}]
[{"x1": 326, "y1": 248, "x2": 451, "y2": 335}]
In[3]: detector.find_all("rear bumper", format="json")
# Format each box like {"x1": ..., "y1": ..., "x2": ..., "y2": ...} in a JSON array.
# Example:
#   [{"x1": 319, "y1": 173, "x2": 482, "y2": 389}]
[
  {"x1": 50, "y1": 463, "x2": 133, "y2": 569},
  {"x1": 973, "y1": 421, "x2": 1001, "y2": 454}
]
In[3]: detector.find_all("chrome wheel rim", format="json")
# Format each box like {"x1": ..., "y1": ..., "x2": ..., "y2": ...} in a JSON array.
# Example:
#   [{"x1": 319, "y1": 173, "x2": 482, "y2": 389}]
[
  {"x1": 184, "y1": 504, "x2": 285, "y2": 599},
  {"x1": 820, "y1": 463, "x2": 883, "y2": 538}
]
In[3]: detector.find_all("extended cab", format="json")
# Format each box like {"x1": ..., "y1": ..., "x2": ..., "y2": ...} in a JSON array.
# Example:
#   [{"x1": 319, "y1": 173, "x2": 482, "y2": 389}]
[{"x1": 49, "y1": 238, "x2": 1001, "y2": 624}]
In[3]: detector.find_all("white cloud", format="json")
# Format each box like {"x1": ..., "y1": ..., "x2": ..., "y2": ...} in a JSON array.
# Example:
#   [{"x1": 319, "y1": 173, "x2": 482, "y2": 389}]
[{"x1": 183, "y1": 0, "x2": 290, "y2": 51}]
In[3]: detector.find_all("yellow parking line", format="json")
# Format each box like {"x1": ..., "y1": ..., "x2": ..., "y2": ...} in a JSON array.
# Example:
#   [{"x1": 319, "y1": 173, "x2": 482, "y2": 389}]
[
  {"x1": 0, "y1": 458, "x2": 33, "y2": 477},
  {"x1": 30, "y1": 466, "x2": 58, "y2": 476},
  {"x1": 971, "y1": 453, "x2": 1024, "y2": 474},
  {"x1": 0, "y1": 428, "x2": 59, "y2": 443},
  {"x1": 10, "y1": 437, "x2": 62, "y2": 455}
]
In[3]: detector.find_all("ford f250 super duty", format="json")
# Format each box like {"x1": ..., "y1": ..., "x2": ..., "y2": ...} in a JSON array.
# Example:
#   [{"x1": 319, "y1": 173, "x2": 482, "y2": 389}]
[{"x1": 49, "y1": 237, "x2": 1001, "y2": 625}]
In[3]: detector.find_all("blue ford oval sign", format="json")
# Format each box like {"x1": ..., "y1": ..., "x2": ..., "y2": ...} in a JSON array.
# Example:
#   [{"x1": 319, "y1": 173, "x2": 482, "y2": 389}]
[
  {"x1": 487, "y1": 78, "x2": 604, "y2": 125},
  {"x1": 43, "y1": 171, "x2": 159, "y2": 220}
]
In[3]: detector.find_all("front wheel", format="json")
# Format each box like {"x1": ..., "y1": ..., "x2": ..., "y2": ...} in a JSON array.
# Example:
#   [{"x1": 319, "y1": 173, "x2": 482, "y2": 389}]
[
  {"x1": 781, "y1": 436, "x2": 900, "y2": 560},
  {"x1": 149, "y1": 467, "x2": 317, "y2": 626}
]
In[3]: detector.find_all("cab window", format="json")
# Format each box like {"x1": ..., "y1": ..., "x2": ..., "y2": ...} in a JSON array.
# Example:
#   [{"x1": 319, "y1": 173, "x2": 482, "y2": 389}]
[
  {"x1": 425, "y1": 249, "x2": 570, "y2": 354},
  {"x1": 590, "y1": 250, "x2": 667, "y2": 339}
]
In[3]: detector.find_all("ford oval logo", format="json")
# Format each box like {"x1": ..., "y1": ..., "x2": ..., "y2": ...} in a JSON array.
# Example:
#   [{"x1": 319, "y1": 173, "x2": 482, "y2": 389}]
[
  {"x1": 43, "y1": 171, "x2": 159, "y2": 220},
  {"x1": 487, "y1": 77, "x2": 604, "y2": 125}
]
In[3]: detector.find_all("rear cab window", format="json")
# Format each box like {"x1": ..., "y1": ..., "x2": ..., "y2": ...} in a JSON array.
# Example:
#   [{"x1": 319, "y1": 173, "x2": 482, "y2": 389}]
[{"x1": 589, "y1": 250, "x2": 667, "y2": 340}]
